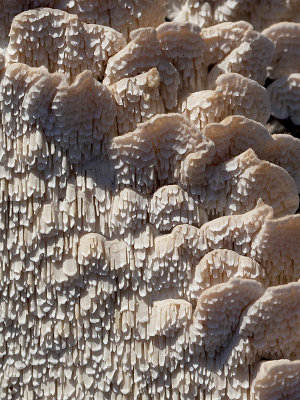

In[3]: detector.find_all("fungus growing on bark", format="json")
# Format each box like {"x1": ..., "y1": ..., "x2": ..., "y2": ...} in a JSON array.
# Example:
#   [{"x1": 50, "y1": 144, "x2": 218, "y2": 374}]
[
  {"x1": 0, "y1": 3, "x2": 299, "y2": 400},
  {"x1": 201, "y1": 21, "x2": 253, "y2": 63}
]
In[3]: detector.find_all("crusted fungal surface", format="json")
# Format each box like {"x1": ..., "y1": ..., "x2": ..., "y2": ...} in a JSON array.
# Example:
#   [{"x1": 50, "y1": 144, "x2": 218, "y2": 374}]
[
  {"x1": 172, "y1": 0, "x2": 300, "y2": 31},
  {"x1": 181, "y1": 73, "x2": 271, "y2": 129},
  {"x1": 252, "y1": 359, "x2": 300, "y2": 399},
  {"x1": 203, "y1": 115, "x2": 300, "y2": 191},
  {"x1": 0, "y1": 3, "x2": 300, "y2": 400}
]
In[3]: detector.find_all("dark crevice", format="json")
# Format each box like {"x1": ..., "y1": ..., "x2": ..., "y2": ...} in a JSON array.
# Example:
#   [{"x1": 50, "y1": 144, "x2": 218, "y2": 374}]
[
  {"x1": 207, "y1": 63, "x2": 214, "y2": 73},
  {"x1": 264, "y1": 77, "x2": 274, "y2": 88},
  {"x1": 296, "y1": 196, "x2": 300, "y2": 214},
  {"x1": 267, "y1": 115, "x2": 300, "y2": 139}
]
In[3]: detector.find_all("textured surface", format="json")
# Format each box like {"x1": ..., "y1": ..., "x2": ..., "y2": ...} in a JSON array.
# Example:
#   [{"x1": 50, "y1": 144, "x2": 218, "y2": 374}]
[
  {"x1": 0, "y1": 3, "x2": 299, "y2": 400},
  {"x1": 268, "y1": 73, "x2": 300, "y2": 125},
  {"x1": 6, "y1": 8, "x2": 126, "y2": 81},
  {"x1": 181, "y1": 73, "x2": 271, "y2": 129},
  {"x1": 252, "y1": 360, "x2": 300, "y2": 399},
  {"x1": 204, "y1": 115, "x2": 300, "y2": 191},
  {"x1": 173, "y1": 0, "x2": 300, "y2": 31}
]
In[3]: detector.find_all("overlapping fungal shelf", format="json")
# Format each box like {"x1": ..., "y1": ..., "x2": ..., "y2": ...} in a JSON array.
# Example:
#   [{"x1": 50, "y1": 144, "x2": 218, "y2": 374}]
[{"x1": 0, "y1": 1, "x2": 300, "y2": 400}]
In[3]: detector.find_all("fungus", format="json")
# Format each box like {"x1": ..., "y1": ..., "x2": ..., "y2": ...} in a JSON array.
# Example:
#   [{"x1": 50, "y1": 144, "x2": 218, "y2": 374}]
[
  {"x1": 108, "y1": 68, "x2": 165, "y2": 135},
  {"x1": 104, "y1": 27, "x2": 180, "y2": 110},
  {"x1": 1, "y1": 63, "x2": 117, "y2": 163},
  {"x1": 191, "y1": 148, "x2": 299, "y2": 218},
  {"x1": 0, "y1": 0, "x2": 165, "y2": 50},
  {"x1": 206, "y1": 30, "x2": 274, "y2": 88},
  {"x1": 189, "y1": 249, "x2": 266, "y2": 299},
  {"x1": 262, "y1": 22, "x2": 300, "y2": 79},
  {"x1": 0, "y1": 3, "x2": 299, "y2": 400},
  {"x1": 230, "y1": 281, "x2": 300, "y2": 367},
  {"x1": 173, "y1": 0, "x2": 300, "y2": 31},
  {"x1": 6, "y1": 8, "x2": 126, "y2": 81},
  {"x1": 191, "y1": 278, "x2": 264, "y2": 354},
  {"x1": 203, "y1": 115, "x2": 300, "y2": 190},
  {"x1": 181, "y1": 73, "x2": 271, "y2": 129},
  {"x1": 267, "y1": 73, "x2": 300, "y2": 125},
  {"x1": 110, "y1": 113, "x2": 215, "y2": 193},
  {"x1": 262, "y1": 22, "x2": 300, "y2": 122},
  {"x1": 156, "y1": 22, "x2": 206, "y2": 95},
  {"x1": 201, "y1": 21, "x2": 253, "y2": 64},
  {"x1": 252, "y1": 360, "x2": 300, "y2": 400},
  {"x1": 155, "y1": 20, "x2": 275, "y2": 94},
  {"x1": 58, "y1": 0, "x2": 166, "y2": 39}
]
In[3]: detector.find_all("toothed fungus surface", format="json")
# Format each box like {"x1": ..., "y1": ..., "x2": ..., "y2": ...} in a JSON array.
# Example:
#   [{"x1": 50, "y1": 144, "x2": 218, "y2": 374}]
[{"x1": 0, "y1": 2, "x2": 300, "y2": 400}]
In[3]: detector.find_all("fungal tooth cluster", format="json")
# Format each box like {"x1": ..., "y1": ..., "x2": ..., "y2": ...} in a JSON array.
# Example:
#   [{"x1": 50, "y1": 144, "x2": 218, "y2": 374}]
[
  {"x1": 181, "y1": 73, "x2": 271, "y2": 129},
  {"x1": 263, "y1": 22, "x2": 300, "y2": 125},
  {"x1": 6, "y1": 8, "x2": 126, "y2": 81},
  {"x1": 0, "y1": 2, "x2": 299, "y2": 400}
]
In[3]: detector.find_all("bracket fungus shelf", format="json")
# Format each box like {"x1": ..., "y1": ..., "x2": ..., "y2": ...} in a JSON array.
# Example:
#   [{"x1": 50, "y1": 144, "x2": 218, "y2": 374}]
[{"x1": 0, "y1": 1, "x2": 300, "y2": 400}]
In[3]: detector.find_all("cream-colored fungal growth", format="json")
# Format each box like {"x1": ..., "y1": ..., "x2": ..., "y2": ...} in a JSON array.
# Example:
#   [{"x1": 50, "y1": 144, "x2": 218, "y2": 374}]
[
  {"x1": 204, "y1": 116, "x2": 275, "y2": 163},
  {"x1": 270, "y1": 133, "x2": 300, "y2": 191},
  {"x1": 268, "y1": 73, "x2": 300, "y2": 125},
  {"x1": 0, "y1": 0, "x2": 164, "y2": 48},
  {"x1": 148, "y1": 185, "x2": 208, "y2": 231},
  {"x1": 231, "y1": 281, "x2": 300, "y2": 365},
  {"x1": 261, "y1": 23, "x2": 300, "y2": 123},
  {"x1": 148, "y1": 299, "x2": 192, "y2": 336},
  {"x1": 206, "y1": 30, "x2": 274, "y2": 88},
  {"x1": 204, "y1": 115, "x2": 300, "y2": 190},
  {"x1": 166, "y1": 0, "x2": 186, "y2": 20},
  {"x1": 251, "y1": 214, "x2": 300, "y2": 284},
  {"x1": 109, "y1": 189, "x2": 149, "y2": 241},
  {"x1": 156, "y1": 21, "x2": 274, "y2": 93},
  {"x1": 189, "y1": 250, "x2": 266, "y2": 299},
  {"x1": 148, "y1": 202, "x2": 300, "y2": 295},
  {"x1": 192, "y1": 148, "x2": 299, "y2": 218},
  {"x1": 156, "y1": 22, "x2": 206, "y2": 94},
  {"x1": 6, "y1": 8, "x2": 126, "y2": 81},
  {"x1": 60, "y1": 0, "x2": 166, "y2": 39},
  {"x1": 200, "y1": 202, "x2": 300, "y2": 281},
  {"x1": 1, "y1": 63, "x2": 117, "y2": 162},
  {"x1": 110, "y1": 113, "x2": 215, "y2": 193},
  {"x1": 191, "y1": 278, "x2": 264, "y2": 354},
  {"x1": 201, "y1": 21, "x2": 253, "y2": 64},
  {"x1": 174, "y1": 0, "x2": 300, "y2": 31},
  {"x1": 262, "y1": 22, "x2": 300, "y2": 79},
  {"x1": 0, "y1": 0, "x2": 52, "y2": 51},
  {"x1": 0, "y1": 3, "x2": 300, "y2": 400},
  {"x1": 104, "y1": 28, "x2": 180, "y2": 110},
  {"x1": 109, "y1": 185, "x2": 208, "y2": 242},
  {"x1": 181, "y1": 73, "x2": 271, "y2": 129},
  {"x1": 252, "y1": 360, "x2": 300, "y2": 400},
  {"x1": 108, "y1": 68, "x2": 165, "y2": 135}
]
